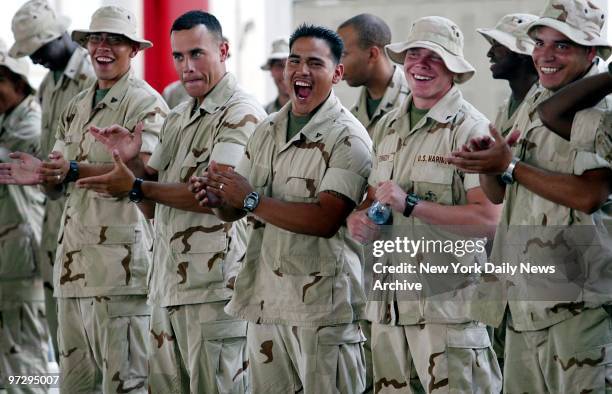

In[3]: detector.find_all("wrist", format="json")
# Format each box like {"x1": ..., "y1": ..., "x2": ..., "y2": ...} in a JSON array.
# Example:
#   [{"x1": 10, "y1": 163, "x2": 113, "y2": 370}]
[{"x1": 63, "y1": 160, "x2": 79, "y2": 183}]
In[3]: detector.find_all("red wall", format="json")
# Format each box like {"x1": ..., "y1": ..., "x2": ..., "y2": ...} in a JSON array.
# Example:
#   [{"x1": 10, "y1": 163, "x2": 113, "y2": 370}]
[{"x1": 143, "y1": 0, "x2": 208, "y2": 92}]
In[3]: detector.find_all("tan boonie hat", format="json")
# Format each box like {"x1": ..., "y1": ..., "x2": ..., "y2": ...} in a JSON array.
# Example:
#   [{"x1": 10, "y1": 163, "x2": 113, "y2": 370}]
[
  {"x1": 0, "y1": 39, "x2": 33, "y2": 90},
  {"x1": 261, "y1": 38, "x2": 289, "y2": 70},
  {"x1": 527, "y1": 0, "x2": 611, "y2": 60},
  {"x1": 72, "y1": 6, "x2": 152, "y2": 51},
  {"x1": 9, "y1": 0, "x2": 71, "y2": 58},
  {"x1": 386, "y1": 16, "x2": 475, "y2": 83},
  {"x1": 477, "y1": 14, "x2": 538, "y2": 55}
]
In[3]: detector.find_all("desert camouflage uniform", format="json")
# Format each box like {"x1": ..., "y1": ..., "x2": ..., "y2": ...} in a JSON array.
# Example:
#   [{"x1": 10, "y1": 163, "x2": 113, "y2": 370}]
[
  {"x1": 571, "y1": 106, "x2": 612, "y2": 164},
  {"x1": 37, "y1": 46, "x2": 94, "y2": 359},
  {"x1": 146, "y1": 73, "x2": 265, "y2": 394},
  {"x1": 0, "y1": 95, "x2": 48, "y2": 394},
  {"x1": 493, "y1": 83, "x2": 538, "y2": 137},
  {"x1": 51, "y1": 71, "x2": 167, "y2": 393},
  {"x1": 350, "y1": 65, "x2": 410, "y2": 136},
  {"x1": 366, "y1": 87, "x2": 502, "y2": 393},
  {"x1": 263, "y1": 98, "x2": 283, "y2": 115},
  {"x1": 226, "y1": 92, "x2": 372, "y2": 393},
  {"x1": 493, "y1": 59, "x2": 612, "y2": 393}
]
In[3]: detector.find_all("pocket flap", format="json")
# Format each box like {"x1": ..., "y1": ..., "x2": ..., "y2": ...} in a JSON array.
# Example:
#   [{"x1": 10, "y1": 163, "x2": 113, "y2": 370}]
[
  {"x1": 82, "y1": 225, "x2": 136, "y2": 245},
  {"x1": 201, "y1": 319, "x2": 247, "y2": 341},
  {"x1": 447, "y1": 325, "x2": 490, "y2": 348},
  {"x1": 107, "y1": 300, "x2": 151, "y2": 317},
  {"x1": 317, "y1": 323, "x2": 365, "y2": 345}
]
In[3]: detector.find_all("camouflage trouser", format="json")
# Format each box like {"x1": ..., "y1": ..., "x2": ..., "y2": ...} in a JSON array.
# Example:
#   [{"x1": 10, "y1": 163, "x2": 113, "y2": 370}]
[
  {"x1": 504, "y1": 306, "x2": 612, "y2": 393},
  {"x1": 371, "y1": 322, "x2": 502, "y2": 393},
  {"x1": 0, "y1": 301, "x2": 49, "y2": 394},
  {"x1": 248, "y1": 322, "x2": 366, "y2": 393},
  {"x1": 361, "y1": 319, "x2": 374, "y2": 394},
  {"x1": 57, "y1": 295, "x2": 150, "y2": 394},
  {"x1": 148, "y1": 301, "x2": 248, "y2": 394},
  {"x1": 42, "y1": 287, "x2": 57, "y2": 362}
]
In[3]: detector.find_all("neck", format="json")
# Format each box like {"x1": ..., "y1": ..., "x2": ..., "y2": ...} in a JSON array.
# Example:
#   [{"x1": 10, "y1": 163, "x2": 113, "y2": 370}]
[
  {"x1": 365, "y1": 61, "x2": 394, "y2": 100},
  {"x1": 508, "y1": 69, "x2": 538, "y2": 102},
  {"x1": 412, "y1": 85, "x2": 452, "y2": 110}
]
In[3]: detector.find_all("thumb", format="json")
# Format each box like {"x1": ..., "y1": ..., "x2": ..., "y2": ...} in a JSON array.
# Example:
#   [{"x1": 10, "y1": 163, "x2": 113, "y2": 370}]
[
  {"x1": 112, "y1": 149, "x2": 125, "y2": 166},
  {"x1": 133, "y1": 121, "x2": 144, "y2": 143},
  {"x1": 506, "y1": 129, "x2": 522, "y2": 147},
  {"x1": 488, "y1": 123, "x2": 504, "y2": 144}
]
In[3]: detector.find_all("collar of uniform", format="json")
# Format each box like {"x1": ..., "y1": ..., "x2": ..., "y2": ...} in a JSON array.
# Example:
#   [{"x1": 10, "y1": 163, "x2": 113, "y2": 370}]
[
  {"x1": 95, "y1": 70, "x2": 133, "y2": 111},
  {"x1": 395, "y1": 84, "x2": 463, "y2": 134},
  {"x1": 198, "y1": 72, "x2": 236, "y2": 115},
  {"x1": 63, "y1": 47, "x2": 90, "y2": 81},
  {"x1": 295, "y1": 91, "x2": 341, "y2": 142}
]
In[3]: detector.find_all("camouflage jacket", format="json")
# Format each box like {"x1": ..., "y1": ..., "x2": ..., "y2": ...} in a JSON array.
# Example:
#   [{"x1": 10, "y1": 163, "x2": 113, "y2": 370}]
[
  {"x1": 0, "y1": 95, "x2": 45, "y2": 305},
  {"x1": 52, "y1": 71, "x2": 168, "y2": 298},
  {"x1": 148, "y1": 73, "x2": 265, "y2": 307},
  {"x1": 225, "y1": 92, "x2": 372, "y2": 326}
]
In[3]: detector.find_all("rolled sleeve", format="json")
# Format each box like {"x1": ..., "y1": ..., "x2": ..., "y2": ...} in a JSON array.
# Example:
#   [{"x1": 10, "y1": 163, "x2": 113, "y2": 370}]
[
  {"x1": 210, "y1": 142, "x2": 246, "y2": 167},
  {"x1": 463, "y1": 173, "x2": 481, "y2": 191},
  {"x1": 320, "y1": 168, "x2": 367, "y2": 204}
]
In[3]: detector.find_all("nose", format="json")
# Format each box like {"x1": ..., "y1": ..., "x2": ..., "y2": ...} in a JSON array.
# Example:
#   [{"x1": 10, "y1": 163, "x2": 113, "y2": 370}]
[{"x1": 486, "y1": 46, "x2": 494, "y2": 59}]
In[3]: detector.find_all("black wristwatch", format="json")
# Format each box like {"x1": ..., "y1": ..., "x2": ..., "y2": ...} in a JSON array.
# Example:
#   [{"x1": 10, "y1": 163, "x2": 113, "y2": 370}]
[
  {"x1": 64, "y1": 160, "x2": 79, "y2": 183},
  {"x1": 243, "y1": 191, "x2": 260, "y2": 212},
  {"x1": 403, "y1": 192, "x2": 420, "y2": 217},
  {"x1": 129, "y1": 178, "x2": 144, "y2": 203}
]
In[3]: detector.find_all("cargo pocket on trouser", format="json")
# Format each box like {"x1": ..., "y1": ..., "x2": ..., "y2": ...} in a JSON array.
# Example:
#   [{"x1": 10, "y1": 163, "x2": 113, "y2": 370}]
[
  {"x1": 446, "y1": 323, "x2": 502, "y2": 394},
  {"x1": 106, "y1": 298, "x2": 151, "y2": 394},
  {"x1": 314, "y1": 324, "x2": 366, "y2": 394},
  {"x1": 201, "y1": 319, "x2": 248, "y2": 394}
]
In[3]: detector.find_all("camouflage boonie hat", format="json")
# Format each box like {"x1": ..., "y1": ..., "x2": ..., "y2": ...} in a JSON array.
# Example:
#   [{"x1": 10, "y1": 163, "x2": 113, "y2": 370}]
[
  {"x1": 72, "y1": 6, "x2": 152, "y2": 51},
  {"x1": 261, "y1": 38, "x2": 289, "y2": 70},
  {"x1": 528, "y1": 0, "x2": 611, "y2": 60},
  {"x1": 0, "y1": 39, "x2": 33, "y2": 91},
  {"x1": 9, "y1": 0, "x2": 71, "y2": 58},
  {"x1": 386, "y1": 16, "x2": 475, "y2": 83},
  {"x1": 477, "y1": 13, "x2": 538, "y2": 55}
]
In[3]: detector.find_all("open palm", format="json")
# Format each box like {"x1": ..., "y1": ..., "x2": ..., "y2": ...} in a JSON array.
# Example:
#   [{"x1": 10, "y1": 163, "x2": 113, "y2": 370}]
[
  {"x1": 89, "y1": 122, "x2": 143, "y2": 162},
  {"x1": 0, "y1": 152, "x2": 43, "y2": 185}
]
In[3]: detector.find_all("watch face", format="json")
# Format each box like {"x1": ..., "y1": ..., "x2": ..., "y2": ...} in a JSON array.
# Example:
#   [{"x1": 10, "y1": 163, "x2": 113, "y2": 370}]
[
  {"x1": 501, "y1": 173, "x2": 513, "y2": 185},
  {"x1": 243, "y1": 192, "x2": 259, "y2": 212}
]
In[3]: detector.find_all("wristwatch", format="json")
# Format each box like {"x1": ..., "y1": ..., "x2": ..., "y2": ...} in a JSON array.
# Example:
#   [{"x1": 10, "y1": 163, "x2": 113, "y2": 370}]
[
  {"x1": 403, "y1": 192, "x2": 420, "y2": 217},
  {"x1": 243, "y1": 191, "x2": 260, "y2": 212},
  {"x1": 64, "y1": 160, "x2": 79, "y2": 183},
  {"x1": 129, "y1": 178, "x2": 144, "y2": 203},
  {"x1": 500, "y1": 157, "x2": 520, "y2": 185}
]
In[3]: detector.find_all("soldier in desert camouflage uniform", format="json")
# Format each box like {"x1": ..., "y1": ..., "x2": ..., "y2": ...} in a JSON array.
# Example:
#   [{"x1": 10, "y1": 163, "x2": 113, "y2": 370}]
[
  {"x1": 191, "y1": 24, "x2": 372, "y2": 393},
  {"x1": 77, "y1": 11, "x2": 265, "y2": 393},
  {"x1": 347, "y1": 16, "x2": 502, "y2": 393},
  {"x1": 449, "y1": 0, "x2": 612, "y2": 392},
  {"x1": 0, "y1": 39, "x2": 48, "y2": 394},
  {"x1": 0, "y1": 6, "x2": 167, "y2": 393},
  {"x1": 9, "y1": 0, "x2": 95, "y2": 359},
  {"x1": 337, "y1": 13, "x2": 409, "y2": 136}
]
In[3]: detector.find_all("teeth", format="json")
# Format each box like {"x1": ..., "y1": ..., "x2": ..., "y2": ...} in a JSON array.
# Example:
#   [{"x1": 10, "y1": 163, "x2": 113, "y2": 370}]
[
  {"x1": 96, "y1": 56, "x2": 113, "y2": 63},
  {"x1": 413, "y1": 74, "x2": 432, "y2": 81},
  {"x1": 295, "y1": 80, "x2": 311, "y2": 87},
  {"x1": 540, "y1": 67, "x2": 559, "y2": 74}
]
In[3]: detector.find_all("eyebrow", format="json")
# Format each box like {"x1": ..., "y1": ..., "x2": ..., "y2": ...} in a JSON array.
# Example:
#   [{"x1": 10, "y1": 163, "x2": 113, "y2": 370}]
[
  {"x1": 288, "y1": 54, "x2": 325, "y2": 62},
  {"x1": 172, "y1": 48, "x2": 204, "y2": 56}
]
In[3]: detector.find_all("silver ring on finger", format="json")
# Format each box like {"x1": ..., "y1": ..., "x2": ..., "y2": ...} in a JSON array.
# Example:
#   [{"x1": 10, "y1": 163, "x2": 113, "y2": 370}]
[{"x1": 220, "y1": 183, "x2": 224, "y2": 191}]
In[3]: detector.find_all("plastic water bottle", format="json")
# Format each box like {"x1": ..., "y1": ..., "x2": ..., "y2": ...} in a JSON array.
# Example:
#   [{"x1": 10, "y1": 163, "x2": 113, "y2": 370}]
[{"x1": 367, "y1": 200, "x2": 391, "y2": 224}]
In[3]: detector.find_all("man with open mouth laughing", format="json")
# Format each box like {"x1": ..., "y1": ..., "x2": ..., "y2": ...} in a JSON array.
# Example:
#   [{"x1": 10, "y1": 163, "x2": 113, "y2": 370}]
[
  {"x1": 191, "y1": 24, "x2": 372, "y2": 393},
  {"x1": 347, "y1": 16, "x2": 502, "y2": 393}
]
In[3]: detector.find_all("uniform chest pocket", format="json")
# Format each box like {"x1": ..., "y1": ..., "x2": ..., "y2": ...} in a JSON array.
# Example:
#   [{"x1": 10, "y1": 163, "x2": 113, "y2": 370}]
[
  {"x1": 410, "y1": 166, "x2": 454, "y2": 204},
  {"x1": 179, "y1": 146, "x2": 211, "y2": 183}
]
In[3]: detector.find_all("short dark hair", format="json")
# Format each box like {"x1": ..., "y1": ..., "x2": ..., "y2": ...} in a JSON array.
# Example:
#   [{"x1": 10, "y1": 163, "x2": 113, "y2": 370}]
[
  {"x1": 171, "y1": 10, "x2": 223, "y2": 42},
  {"x1": 290, "y1": 24, "x2": 343, "y2": 64},
  {"x1": 338, "y1": 13, "x2": 391, "y2": 50}
]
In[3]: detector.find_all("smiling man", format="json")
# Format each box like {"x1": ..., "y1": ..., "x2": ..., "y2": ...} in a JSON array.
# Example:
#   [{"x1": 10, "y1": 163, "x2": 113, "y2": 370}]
[
  {"x1": 346, "y1": 16, "x2": 502, "y2": 393},
  {"x1": 0, "y1": 6, "x2": 168, "y2": 393},
  {"x1": 190, "y1": 24, "x2": 372, "y2": 393},
  {"x1": 76, "y1": 10, "x2": 265, "y2": 393},
  {"x1": 9, "y1": 0, "x2": 95, "y2": 360},
  {"x1": 448, "y1": 0, "x2": 612, "y2": 392}
]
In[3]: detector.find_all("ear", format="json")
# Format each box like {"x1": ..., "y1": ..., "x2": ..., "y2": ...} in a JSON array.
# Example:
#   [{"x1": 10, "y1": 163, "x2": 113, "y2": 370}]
[
  {"x1": 129, "y1": 44, "x2": 139, "y2": 58},
  {"x1": 369, "y1": 46, "x2": 380, "y2": 62},
  {"x1": 586, "y1": 46, "x2": 596, "y2": 63},
  {"x1": 219, "y1": 40, "x2": 229, "y2": 62},
  {"x1": 332, "y1": 62, "x2": 344, "y2": 84}
]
